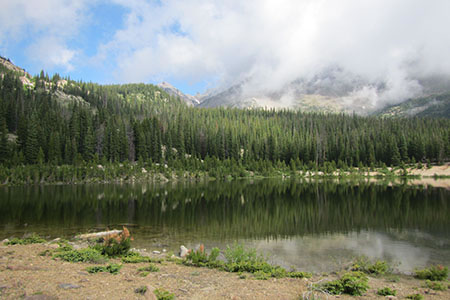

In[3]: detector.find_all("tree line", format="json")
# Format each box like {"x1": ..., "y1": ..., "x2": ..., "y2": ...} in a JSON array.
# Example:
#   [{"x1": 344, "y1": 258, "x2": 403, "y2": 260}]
[{"x1": 0, "y1": 66, "x2": 449, "y2": 172}]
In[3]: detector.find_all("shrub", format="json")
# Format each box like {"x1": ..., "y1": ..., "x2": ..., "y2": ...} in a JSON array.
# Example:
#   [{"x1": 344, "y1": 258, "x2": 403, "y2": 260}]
[
  {"x1": 135, "y1": 286, "x2": 147, "y2": 295},
  {"x1": 86, "y1": 263, "x2": 122, "y2": 275},
  {"x1": 94, "y1": 238, "x2": 131, "y2": 257},
  {"x1": 287, "y1": 271, "x2": 312, "y2": 278},
  {"x1": 424, "y1": 280, "x2": 447, "y2": 291},
  {"x1": 377, "y1": 287, "x2": 396, "y2": 296},
  {"x1": 153, "y1": 288, "x2": 175, "y2": 300},
  {"x1": 121, "y1": 252, "x2": 153, "y2": 263},
  {"x1": 415, "y1": 265, "x2": 448, "y2": 281},
  {"x1": 253, "y1": 270, "x2": 270, "y2": 280},
  {"x1": 321, "y1": 271, "x2": 369, "y2": 296},
  {"x1": 5, "y1": 234, "x2": 46, "y2": 245},
  {"x1": 406, "y1": 294, "x2": 424, "y2": 300},
  {"x1": 138, "y1": 264, "x2": 160, "y2": 273},
  {"x1": 53, "y1": 248, "x2": 105, "y2": 263},
  {"x1": 351, "y1": 256, "x2": 389, "y2": 275}
]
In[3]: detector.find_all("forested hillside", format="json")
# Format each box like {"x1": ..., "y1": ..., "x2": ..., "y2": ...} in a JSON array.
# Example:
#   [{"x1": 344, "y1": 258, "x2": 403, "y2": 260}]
[{"x1": 0, "y1": 59, "x2": 449, "y2": 177}]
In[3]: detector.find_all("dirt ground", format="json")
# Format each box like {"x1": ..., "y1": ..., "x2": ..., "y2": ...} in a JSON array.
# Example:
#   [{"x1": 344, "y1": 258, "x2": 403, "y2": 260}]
[{"x1": 0, "y1": 243, "x2": 449, "y2": 300}]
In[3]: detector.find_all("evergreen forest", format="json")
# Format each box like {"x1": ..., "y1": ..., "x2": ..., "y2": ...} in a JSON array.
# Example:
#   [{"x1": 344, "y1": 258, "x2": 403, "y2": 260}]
[{"x1": 0, "y1": 63, "x2": 449, "y2": 183}]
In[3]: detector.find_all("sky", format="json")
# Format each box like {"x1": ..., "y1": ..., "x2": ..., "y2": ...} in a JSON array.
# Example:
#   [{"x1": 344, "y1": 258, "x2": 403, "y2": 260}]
[{"x1": 1, "y1": 0, "x2": 450, "y2": 99}]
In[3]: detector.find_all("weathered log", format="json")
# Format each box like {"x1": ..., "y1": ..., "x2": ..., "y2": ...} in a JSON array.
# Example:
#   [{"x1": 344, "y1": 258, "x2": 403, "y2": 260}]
[{"x1": 75, "y1": 230, "x2": 122, "y2": 240}]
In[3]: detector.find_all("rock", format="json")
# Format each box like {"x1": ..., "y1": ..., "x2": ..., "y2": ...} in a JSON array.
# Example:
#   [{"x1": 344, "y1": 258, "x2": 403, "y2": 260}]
[
  {"x1": 180, "y1": 245, "x2": 190, "y2": 258},
  {"x1": 152, "y1": 250, "x2": 161, "y2": 254},
  {"x1": 58, "y1": 283, "x2": 81, "y2": 290},
  {"x1": 385, "y1": 296, "x2": 397, "y2": 299},
  {"x1": 47, "y1": 244, "x2": 59, "y2": 249},
  {"x1": 162, "y1": 249, "x2": 167, "y2": 253},
  {"x1": 2, "y1": 238, "x2": 10, "y2": 244}
]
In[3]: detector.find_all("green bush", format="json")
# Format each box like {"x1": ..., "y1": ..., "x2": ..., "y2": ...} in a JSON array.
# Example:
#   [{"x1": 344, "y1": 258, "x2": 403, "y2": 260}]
[
  {"x1": 377, "y1": 287, "x2": 396, "y2": 296},
  {"x1": 406, "y1": 294, "x2": 424, "y2": 300},
  {"x1": 94, "y1": 238, "x2": 131, "y2": 257},
  {"x1": 121, "y1": 251, "x2": 153, "y2": 263},
  {"x1": 415, "y1": 265, "x2": 448, "y2": 281},
  {"x1": 253, "y1": 270, "x2": 270, "y2": 280},
  {"x1": 134, "y1": 286, "x2": 147, "y2": 295},
  {"x1": 424, "y1": 280, "x2": 447, "y2": 291},
  {"x1": 5, "y1": 234, "x2": 46, "y2": 245},
  {"x1": 154, "y1": 288, "x2": 175, "y2": 300},
  {"x1": 351, "y1": 256, "x2": 390, "y2": 275},
  {"x1": 287, "y1": 271, "x2": 312, "y2": 278},
  {"x1": 321, "y1": 271, "x2": 369, "y2": 296},
  {"x1": 138, "y1": 264, "x2": 160, "y2": 273},
  {"x1": 53, "y1": 248, "x2": 105, "y2": 263},
  {"x1": 86, "y1": 263, "x2": 122, "y2": 275}
]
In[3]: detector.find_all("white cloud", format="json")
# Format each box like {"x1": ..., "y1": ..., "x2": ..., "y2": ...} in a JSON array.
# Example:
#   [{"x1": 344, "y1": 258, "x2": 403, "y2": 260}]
[
  {"x1": 0, "y1": 0, "x2": 92, "y2": 70},
  {"x1": 99, "y1": 0, "x2": 450, "y2": 105}
]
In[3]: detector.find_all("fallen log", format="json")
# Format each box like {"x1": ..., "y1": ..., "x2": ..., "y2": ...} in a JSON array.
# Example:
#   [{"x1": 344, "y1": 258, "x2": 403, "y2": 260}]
[{"x1": 75, "y1": 230, "x2": 122, "y2": 240}]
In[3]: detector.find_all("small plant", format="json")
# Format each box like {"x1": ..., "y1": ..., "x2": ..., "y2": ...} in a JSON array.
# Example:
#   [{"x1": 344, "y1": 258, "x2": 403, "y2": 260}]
[
  {"x1": 86, "y1": 263, "x2": 122, "y2": 275},
  {"x1": 415, "y1": 265, "x2": 448, "y2": 281},
  {"x1": 377, "y1": 287, "x2": 396, "y2": 296},
  {"x1": 321, "y1": 271, "x2": 369, "y2": 296},
  {"x1": 138, "y1": 264, "x2": 160, "y2": 273},
  {"x1": 253, "y1": 270, "x2": 270, "y2": 280},
  {"x1": 287, "y1": 271, "x2": 312, "y2": 278},
  {"x1": 92, "y1": 226, "x2": 132, "y2": 257},
  {"x1": 121, "y1": 251, "x2": 153, "y2": 263},
  {"x1": 424, "y1": 280, "x2": 447, "y2": 291},
  {"x1": 53, "y1": 248, "x2": 106, "y2": 263},
  {"x1": 5, "y1": 234, "x2": 46, "y2": 245},
  {"x1": 153, "y1": 288, "x2": 175, "y2": 300},
  {"x1": 135, "y1": 286, "x2": 147, "y2": 295},
  {"x1": 351, "y1": 256, "x2": 390, "y2": 275},
  {"x1": 406, "y1": 293, "x2": 424, "y2": 300}
]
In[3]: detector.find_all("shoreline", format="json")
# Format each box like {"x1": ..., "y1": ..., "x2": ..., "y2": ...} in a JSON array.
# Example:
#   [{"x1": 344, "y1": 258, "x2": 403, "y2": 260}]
[
  {"x1": 0, "y1": 238, "x2": 449, "y2": 300},
  {"x1": 0, "y1": 163, "x2": 449, "y2": 188}
]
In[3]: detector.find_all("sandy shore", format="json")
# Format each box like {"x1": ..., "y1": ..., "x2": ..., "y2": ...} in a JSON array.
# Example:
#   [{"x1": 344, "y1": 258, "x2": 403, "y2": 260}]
[{"x1": 1, "y1": 243, "x2": 449, "y2": 300}]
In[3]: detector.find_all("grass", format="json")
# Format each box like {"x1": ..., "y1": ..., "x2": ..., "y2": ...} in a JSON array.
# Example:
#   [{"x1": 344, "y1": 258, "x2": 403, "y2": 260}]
[
  {"x1": 86, "y1": 263, "x2": 122, "y2": 275},
  {"x1": 154, "y1": 288, "x2": 175, "y2": 300},
  {"x1": 320, "y1": 271, "x2": 369, "y2": 296},
  {"x1": 377, "y1": 287, "x2": 397, "y2": 296},
  {"x1": 415, "y1": 265, "x2": 448, "y2": 281},
  {"x1": 4, "y1": 234, "x2": 46, "y2": 245},
  {"x1": 134, "y1": 286, "x2": 147, "y2": 295},
  {"x1": 424, "y1": 280, "x2": 448, "y2": 291},
  {"x1": 121, "y1": 251, "x2": 155, "y2": 263},
  {"x1": 351, "y1": 256, "x2": 390, "y2": 276},
  {"x1": 406, "y1": 294, "x2": 424, "y2": 300},
  {"x1": 137, "y1": 263, "x2": 160, "y2": 276},
  {"x1": 53, "y1": 248, "x2": 106, "y2": 263}
]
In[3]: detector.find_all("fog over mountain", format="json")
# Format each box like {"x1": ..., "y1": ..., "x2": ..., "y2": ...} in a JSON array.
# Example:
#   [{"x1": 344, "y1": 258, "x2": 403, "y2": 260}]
[{"x1": 2, "y1": 1, "x2": 450, "y2": 112}]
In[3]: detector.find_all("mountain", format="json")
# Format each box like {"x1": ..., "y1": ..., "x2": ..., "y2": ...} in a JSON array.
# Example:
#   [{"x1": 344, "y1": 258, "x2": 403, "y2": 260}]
[
  {"x1": 375, "y1": 93, "x2": 450, "y2": 118},
  {"x1": 197, "y1": 67, "x2": 450, "y2": 116},
  {"x1": 157, "y1": 81, "x2": 200, "y2": 106}
]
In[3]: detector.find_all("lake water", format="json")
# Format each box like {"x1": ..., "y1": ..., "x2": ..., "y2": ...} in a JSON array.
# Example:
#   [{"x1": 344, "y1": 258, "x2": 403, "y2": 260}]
[{"x1": 0, "y1": 179, "x2": 448, "y2": 273}]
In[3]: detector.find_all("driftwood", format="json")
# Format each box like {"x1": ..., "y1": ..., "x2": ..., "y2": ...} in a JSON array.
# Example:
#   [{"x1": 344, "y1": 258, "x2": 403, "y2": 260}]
[{"x1": 75, "y1": 230, "x2": 122, "y2": 240}]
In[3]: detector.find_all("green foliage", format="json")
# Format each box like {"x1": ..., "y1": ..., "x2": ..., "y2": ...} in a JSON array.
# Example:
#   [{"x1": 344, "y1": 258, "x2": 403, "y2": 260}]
[
  {"x1": 5, "y1": 234, "x2": 46, "y2": 245},
  {"x1": 138, "y1": 264, "x2": 160, "y2": 273},
  {"x1": 53, "y1": 247, "x2": 105, "y2": 263},
  {"x1": 86, "y1": 263, "x2": 122, "y2": 275},
  {"x1": 415, "y1": 265, "x2": 448, "y2": 281},
  {"x1": 406, "y1": 294, "x2": 424, "y2": 300},
  {"x1": 224, "y1": 242, "x2": 262, "y2": 265},
  {"x1": 94, "y1": 237, "x2": 131, "y2": 257},
  {"x1": 321, "y1": 271, "x2": 369, "y2": 296},
  {"x1": 424, "y1": 280, "x2": 448, "y2": 291},
  {"x1": 134, "y1": 286, "x2": 148, "y2": 295},
  {"x1": 287, "y1": 271, "x2": 313, "y2": 278},
  {"x1": 253, "y1": 270, "x2": 270, "y2": 280},
  {"x1": 121, "y1": 251, "x2": 154, "y2": 263},
  {"x1": 153, "y1": 288, "x2": 175, "y2": 300},
  {"x1": 351, "y1": 256, "x2": 390, "y2": 275},
  {"x1": 377, "y1": 287, "x2": 397, "y2": 296}
]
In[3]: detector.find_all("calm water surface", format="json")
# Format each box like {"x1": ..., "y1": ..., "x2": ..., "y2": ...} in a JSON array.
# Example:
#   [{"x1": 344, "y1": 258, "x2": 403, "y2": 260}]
[{"x1": 0, "y1": 179, "x2": 448, "y2": 273}]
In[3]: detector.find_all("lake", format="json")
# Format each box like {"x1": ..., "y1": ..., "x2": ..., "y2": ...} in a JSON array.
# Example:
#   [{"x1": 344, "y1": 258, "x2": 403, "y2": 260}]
[{"x1": 0, "y1": 179, "x2": 448, "y2": 273}]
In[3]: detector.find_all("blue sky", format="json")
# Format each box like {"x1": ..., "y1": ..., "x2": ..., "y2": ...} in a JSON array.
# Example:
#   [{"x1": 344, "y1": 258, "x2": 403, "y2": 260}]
[{"x1": 1, "y1": 0, "x2": 449, "y2": 100}]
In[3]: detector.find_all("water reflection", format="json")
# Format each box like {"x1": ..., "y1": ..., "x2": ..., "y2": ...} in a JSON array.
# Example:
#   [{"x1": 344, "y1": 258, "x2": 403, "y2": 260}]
[{"x1": 0, "y1": 179, "x2": 448, "y2": 272}]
